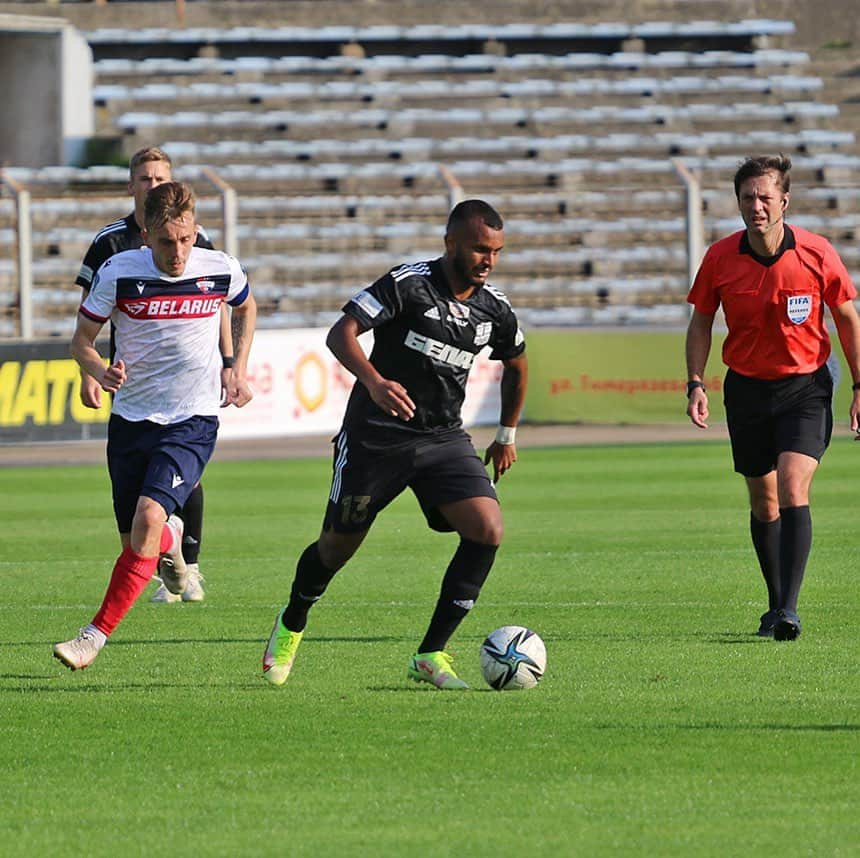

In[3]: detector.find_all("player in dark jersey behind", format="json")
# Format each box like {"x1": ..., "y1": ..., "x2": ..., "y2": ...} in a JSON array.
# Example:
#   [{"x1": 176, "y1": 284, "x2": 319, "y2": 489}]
[
  {"x1": 263, "y1": 199, "x2": 528, "y2": 689},
  {"x1": 75, "y1": 146, "x2": 227, "y2": 604},
  {"x1": 685, "y1": 155, "x2": 860, "y2": 641}
]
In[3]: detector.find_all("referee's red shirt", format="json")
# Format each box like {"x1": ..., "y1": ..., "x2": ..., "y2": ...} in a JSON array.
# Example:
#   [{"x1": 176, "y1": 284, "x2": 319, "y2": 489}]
[{"x1": 687, "y1": 225, "x2": 857, "y2": 380}]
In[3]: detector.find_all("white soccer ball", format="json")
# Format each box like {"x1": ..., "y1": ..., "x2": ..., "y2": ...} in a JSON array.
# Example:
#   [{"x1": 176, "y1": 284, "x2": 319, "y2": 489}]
[{"x1": 480, "y1": 625, "x2": 547, "y2": 691}]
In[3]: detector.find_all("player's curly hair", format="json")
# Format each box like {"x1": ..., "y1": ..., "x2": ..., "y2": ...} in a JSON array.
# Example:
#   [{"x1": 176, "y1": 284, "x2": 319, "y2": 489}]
[
  {"x1": 128, "y1": 146, "x2": 172, "y2": 179},
  {"x1": 143, "y1": 181, "x2": 196, "y2": 231},
  {"x1": 733, "y1": 154, "x2": 792, "y2": 199}
]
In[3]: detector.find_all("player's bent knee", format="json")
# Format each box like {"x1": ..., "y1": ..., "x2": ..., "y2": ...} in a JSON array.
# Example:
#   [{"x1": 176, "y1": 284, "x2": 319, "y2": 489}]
[
  {"x1": 318, "y1": 529, "x2": 366, "y2": 571},
  {"x1": 462, "y1": 519, "x2": 503, "y2": 546},
  {"x1": 134, "y1": 499, "x2": 169, "y2": 532}
]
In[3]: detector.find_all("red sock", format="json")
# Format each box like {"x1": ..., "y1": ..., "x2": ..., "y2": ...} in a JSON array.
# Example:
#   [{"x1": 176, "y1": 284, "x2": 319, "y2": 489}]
[
  {"x1": 91, "y1": 546, "x2": 159, "y2": 636},
  {"x1": 159, "y1": 520, "x2": 174, "y2": 554}
]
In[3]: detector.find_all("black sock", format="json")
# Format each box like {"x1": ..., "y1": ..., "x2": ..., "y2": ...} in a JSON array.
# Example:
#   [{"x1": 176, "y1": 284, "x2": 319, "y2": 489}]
[
  {"x1": 180, "y1": 483, "x2": 204, "y2": 565},
  {"x1": 778, "y1": 505, "x2": 812, "y2": 613},
  {"x1": 750, "y1": 512, "x2": 781, "y2": 610},
  {"x1": 418, "y1": 539, "x2": 498, "y2": 653},
  {"x1": 282, "y1": 542, "x2": 339, "y2": 632}
]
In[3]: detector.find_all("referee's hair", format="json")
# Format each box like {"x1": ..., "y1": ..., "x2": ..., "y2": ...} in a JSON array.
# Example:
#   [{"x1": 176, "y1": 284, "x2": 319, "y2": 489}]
[
  {"x1": 446, "y1": 199, "x2": 504, "y2": 235},
  {"x1": 129, "y1": 146, "x2": 172, "y2": 179},
  {"x1": 733, "y1": 154, "x2": 792, "y2": 199},
  {"x1": 144, "y1": 181, "x2": 196, "y2": 231}
]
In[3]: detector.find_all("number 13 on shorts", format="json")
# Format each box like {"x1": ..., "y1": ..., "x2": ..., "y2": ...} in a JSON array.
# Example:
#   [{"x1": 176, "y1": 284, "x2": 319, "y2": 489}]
[{"x1": 340, "y1": 494, "x2": 371, "y2": 526}]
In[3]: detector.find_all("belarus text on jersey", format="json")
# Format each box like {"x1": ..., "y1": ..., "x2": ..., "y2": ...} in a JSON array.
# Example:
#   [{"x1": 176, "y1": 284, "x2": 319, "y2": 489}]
[{"x1": 115, "y1": 274, "x2": 231, "y2": 321}]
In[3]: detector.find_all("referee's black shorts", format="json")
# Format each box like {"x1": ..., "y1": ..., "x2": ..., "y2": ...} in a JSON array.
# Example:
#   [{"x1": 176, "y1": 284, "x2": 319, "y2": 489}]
[
  {"x1": 724, "y1": 364, "x2": 833, "y2": 478},
  {"x1": 323, "y1": 426, "x2": 498, "y2": 534}
]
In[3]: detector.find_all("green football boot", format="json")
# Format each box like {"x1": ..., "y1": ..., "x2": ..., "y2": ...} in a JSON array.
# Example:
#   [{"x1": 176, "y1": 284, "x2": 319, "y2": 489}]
[
  {"x1": 262, "y1": 608, "x2": 303, "y2": 686},
  {"x1": 408, "y1": 650, "x2": 469, "y2": 690}
]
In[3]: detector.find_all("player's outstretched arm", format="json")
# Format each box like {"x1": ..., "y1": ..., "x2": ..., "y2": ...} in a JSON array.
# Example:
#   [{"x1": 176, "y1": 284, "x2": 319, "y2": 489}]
[
  {"x1": 484, "y1": 352, "x2": 528, "y2": 482},
  {"x1": 327, "y1": 314, "x2": 415, "y2": 421}
]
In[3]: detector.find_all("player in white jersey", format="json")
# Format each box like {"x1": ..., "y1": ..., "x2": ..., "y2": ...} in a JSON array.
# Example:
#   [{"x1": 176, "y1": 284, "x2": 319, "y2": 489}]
[
  {"x1": 54, "y1": 182, "x2": 257, "y2": 672},
  {"x1": 76, "y1": 146, "x2": 226, "y2": 603},
  {"x1": 82, "y1": 247, "x2": 247, "y2": 422}
]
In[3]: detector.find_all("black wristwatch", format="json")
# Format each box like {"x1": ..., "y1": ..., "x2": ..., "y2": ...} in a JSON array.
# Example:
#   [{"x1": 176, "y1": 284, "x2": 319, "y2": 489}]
[{"x1": 686, "y1": 380, "x2": 706, "y2": 397}]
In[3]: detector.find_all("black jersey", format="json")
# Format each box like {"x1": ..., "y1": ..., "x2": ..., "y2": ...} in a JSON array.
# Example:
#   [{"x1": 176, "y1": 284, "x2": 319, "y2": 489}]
[
  {"x1": 341, "y1": 258, "x2": 525, "y2": 437},
  {"x1": 75, "y1": 213, "x2": 214, "y2": 291}
]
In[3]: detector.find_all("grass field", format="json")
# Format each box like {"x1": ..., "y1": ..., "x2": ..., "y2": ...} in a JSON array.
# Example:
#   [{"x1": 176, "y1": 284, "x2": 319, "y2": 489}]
[{"x1": 2, "y1": 439, "x2": 858, "y2": 857}]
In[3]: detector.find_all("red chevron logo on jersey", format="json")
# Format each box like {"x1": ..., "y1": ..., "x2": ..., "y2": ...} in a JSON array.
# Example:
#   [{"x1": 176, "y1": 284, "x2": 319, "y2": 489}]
[
  {"x1": 196, "y1": 279, "x2": 215, "y2": 293},
  {"x1": 125, "y1": 301, "x2": 147, "y2": 316}
]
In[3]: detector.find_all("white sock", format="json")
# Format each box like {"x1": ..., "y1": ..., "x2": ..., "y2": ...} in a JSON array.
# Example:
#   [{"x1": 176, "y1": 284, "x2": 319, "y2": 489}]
[{"x1": 83, "y1": 624, "x2": 107, "y2": 649}]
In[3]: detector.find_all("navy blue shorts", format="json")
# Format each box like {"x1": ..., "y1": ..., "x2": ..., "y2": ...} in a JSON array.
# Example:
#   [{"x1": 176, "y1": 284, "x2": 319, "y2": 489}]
[
  {"x1": 107, "y1": 414, "x2": 218, "y2": 533},
  {"x1": 724, "y1": 365, "x2": 833, "y2": 478},
  {"x1": 323, "y1": 427, "x2": 498, "y2": 534}
]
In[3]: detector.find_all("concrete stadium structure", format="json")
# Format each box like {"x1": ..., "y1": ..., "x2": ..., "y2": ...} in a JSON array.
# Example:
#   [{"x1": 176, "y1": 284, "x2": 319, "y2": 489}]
[{"x1": 0, "y1": 0, "x2": 858, "y2": 337}]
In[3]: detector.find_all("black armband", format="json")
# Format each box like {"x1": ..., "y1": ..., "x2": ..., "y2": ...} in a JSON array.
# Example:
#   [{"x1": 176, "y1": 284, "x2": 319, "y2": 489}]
[
  {"x1": 686, "y1": 380, "x2": 706, "y2": 397},
  {"x1": 222, "y1": 356, "x2": 235, "y2": 369}
]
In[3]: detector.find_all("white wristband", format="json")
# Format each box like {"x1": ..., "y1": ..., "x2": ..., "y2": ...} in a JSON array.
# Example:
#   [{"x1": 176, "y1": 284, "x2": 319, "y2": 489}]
[{"x1": 495, "y1": 425, "x2": 517, "y2": 445}]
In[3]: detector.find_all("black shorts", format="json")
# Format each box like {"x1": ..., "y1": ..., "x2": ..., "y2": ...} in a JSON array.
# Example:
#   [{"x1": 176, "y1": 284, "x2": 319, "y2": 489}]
[
  {"x1": 724, "y1": 365, "x2": 833, "y2": 478},
  {"x1": 107, "y1": 414, "x2": 218, "y2": 532},
  {"x1": 323, "y1": 427, "x2": 498, "y2": 533}
]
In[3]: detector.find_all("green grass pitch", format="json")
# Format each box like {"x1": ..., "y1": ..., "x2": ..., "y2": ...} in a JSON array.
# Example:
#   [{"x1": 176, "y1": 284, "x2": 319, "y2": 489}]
[{"x1": 2, "y1": 439, "x2": 858, "y2": 856}]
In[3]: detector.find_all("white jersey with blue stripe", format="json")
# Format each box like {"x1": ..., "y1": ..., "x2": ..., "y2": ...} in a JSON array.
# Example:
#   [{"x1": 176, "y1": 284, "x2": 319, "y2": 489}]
[{"x1": 81, "y1": 246, "x2": 249, "y2": 424}]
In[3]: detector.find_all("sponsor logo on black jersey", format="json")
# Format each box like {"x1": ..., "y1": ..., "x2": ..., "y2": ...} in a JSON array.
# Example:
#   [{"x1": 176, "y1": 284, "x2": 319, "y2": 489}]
[{"x1": 404, "y1": 330, "x2": 475, "y2": 369}]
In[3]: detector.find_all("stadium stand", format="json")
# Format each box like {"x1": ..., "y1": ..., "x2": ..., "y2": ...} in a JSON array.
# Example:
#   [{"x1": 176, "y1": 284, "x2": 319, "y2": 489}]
[{"x1": 1, "y1": 9, "x2": 858, "y2": 336}]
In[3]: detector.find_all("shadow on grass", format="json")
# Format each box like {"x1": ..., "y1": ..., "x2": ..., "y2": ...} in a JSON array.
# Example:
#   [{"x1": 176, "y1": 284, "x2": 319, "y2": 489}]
[
  {"x1": 4, "y1": 634, "x2": 407, "y2": 647},
  {"x1": 369, "y1": 685, "x2": 498, "y2": 694},
  {"x1": 707, "y1": 633, "x2": 769, "y2": 644}
]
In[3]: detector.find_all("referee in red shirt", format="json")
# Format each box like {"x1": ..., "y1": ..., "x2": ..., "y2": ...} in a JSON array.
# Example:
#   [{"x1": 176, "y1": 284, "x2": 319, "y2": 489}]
[{"x1": 685, "y1": 154, "x2": 860, "y2": 641}]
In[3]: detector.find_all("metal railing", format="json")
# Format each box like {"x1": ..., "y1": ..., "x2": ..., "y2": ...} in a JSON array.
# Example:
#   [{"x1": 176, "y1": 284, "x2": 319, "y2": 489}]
[
  {"x1": 1, "y1": 169, "x2": 33, "y2": 339},
  {"x1": 1, "y1": 165, "x2": 237, "y2": 341},
  {"x1": 672, "y1": 159, "x2": 705, "y2": 302},
  {"x1": 200, "y1": 167, "x2": 239, "y2": 258}
]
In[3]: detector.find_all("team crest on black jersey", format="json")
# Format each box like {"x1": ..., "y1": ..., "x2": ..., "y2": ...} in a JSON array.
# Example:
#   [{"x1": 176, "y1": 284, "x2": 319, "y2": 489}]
[{"x1": 447, "y1": 302, "x2": 470, "y2": 326}]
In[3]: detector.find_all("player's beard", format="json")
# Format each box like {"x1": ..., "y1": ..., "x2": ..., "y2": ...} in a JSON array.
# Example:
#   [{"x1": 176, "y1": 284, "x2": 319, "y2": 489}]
[{"x1": 451, "y1": 251, "x2": 489, "y2": 289}]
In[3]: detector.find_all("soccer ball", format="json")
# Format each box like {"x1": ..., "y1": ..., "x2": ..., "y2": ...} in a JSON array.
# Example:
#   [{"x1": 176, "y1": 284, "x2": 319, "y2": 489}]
[{"x1": 480, "y1": 625, "x2": 547, "y2": 691}]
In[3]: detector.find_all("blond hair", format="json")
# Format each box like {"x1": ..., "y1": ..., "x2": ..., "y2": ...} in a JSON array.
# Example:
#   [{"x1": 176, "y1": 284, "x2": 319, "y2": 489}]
[{"x1": 129, "y1": 146, "x2": 172, "y2": 179}]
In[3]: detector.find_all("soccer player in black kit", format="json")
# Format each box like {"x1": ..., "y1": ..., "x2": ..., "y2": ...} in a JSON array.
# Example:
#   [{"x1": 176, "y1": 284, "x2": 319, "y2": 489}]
[
  {"x1": 75, "y1": 146, "x2": 232, "y2": 604},
  {"x1": 263, "y1": 199, "x2": 528, "y2": 689}
]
